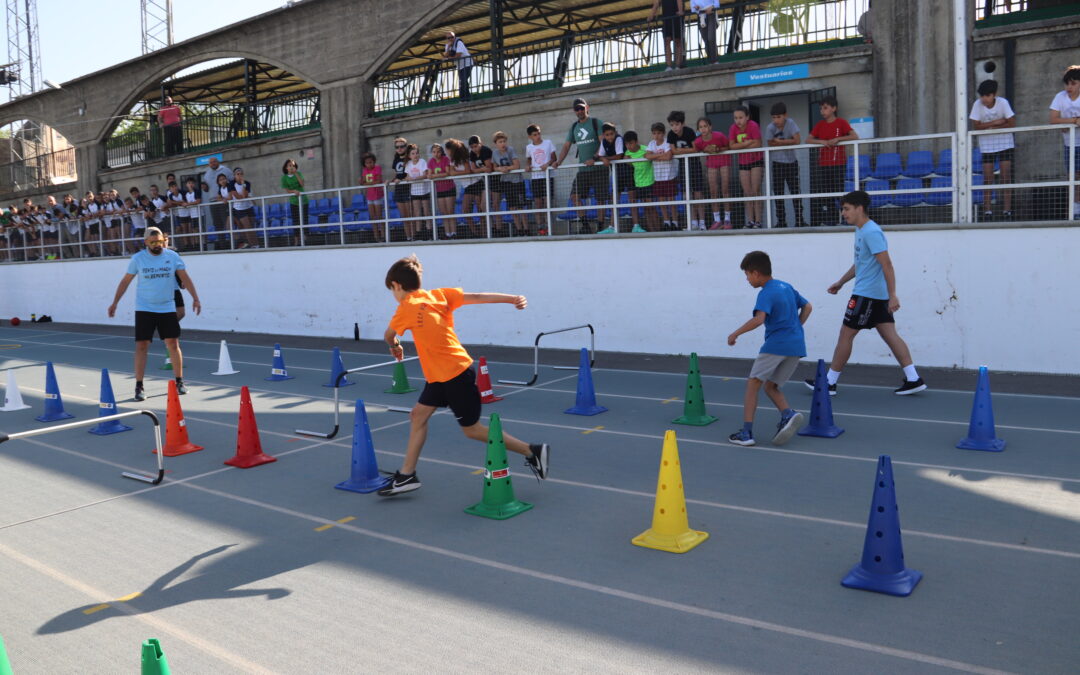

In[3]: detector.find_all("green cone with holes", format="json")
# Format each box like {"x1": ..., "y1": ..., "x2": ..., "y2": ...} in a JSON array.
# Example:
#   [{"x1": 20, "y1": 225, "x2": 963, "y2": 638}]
[
  {"x1": 140, "y1": 638, "x2": 171, "y2": 675},
  {"x1": 383, "y1": 361, "x2": 417, "y2": 394},
  {"x1": 672, "y1": 352, "x2": 718, "y2": 426},
  {"x1": 0, "y1": 634, "x2": 13, "y2": 675},
  {"x1": 465, "y1": 413, "x2": 533, "y2": 519}
]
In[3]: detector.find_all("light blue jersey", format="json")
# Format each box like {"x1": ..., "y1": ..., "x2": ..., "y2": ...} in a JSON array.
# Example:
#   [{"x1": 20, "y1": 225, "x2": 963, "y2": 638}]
[
  {"x1": 126, "y1": 249, "x2": 185, "y2": 313},
  {"x1": 852, "y1": 219, "x2": 889, "y2": 300}
]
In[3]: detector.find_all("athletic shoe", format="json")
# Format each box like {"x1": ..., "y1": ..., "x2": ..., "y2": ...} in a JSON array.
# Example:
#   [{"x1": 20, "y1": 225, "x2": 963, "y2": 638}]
[
  {"x1": 133, "y1": 387, "x2": 145, "y2": 402},
  {"x1": 728, "y1": 429, "x2": 755, "y2": 446},
  {"x1": 772, "y1": 412, "x2": 805, "y2": 446},
  {"x1": 982, "y1": 210, "x2": 994, "y2": 221},
  {"x1": 804, "y1": 378, "x2": 837, "y2": 396},
  {"x1": 894, "y1": 378, "x2": 927, "y2": 396},
  {"x1": 597, "y1": 226, "x2": 616, "y2": 234},
  {"x1": 1002, "y1": 211, "x2": 1013, "y2": 222},
  {"x1": 377, "y1": 471, "x2": 421, "y2": 496},
  {"x1": 631, "y1": 224, "x2": 647, "y2": 233},
  {"x1": 176, "y1": 381, "x2": 187, "y2": 395},
  {"x1": 709, "y1": 221, "x2": 723, "y2": 230},
  {"x1": 526, "y1": 443, "x2": 549, "y2": 480}
]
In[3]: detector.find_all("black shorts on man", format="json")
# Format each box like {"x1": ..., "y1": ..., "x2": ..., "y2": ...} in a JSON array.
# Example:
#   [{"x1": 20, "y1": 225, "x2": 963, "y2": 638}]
[
  {"x1": 416, "y1": 367, "x2": 481, "y2": 427},
  {"x1": 843, "y1": 295, "x2": 894, "y2": 330},
  {"x1": 135, "y1": 311, "x2": 182, "y2": 342}
]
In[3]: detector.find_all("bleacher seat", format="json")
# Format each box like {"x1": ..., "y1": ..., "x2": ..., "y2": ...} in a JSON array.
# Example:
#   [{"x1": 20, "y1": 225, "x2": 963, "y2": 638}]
[
  {"x1": 902, "y1": 151, "x2": 934, "y2": 178},
  {"x1": 926, "y1": 176, "x2": 952, "y2": 206},
  {"x1": 311, "y1": 198, "x2": 331, "y2": 218},
  {"x1": 871, "y1": 153, "x2": 902, "y2": 180},
  {"x1": 864, "y1": 178, "x2": 891, "y2": 208},
  {"x1": 845, "y1": 155, "x2": 872, "y2": 182},
  {"x1": 892, "y1": 178, "x2": 926, "y2": 207},
  {"x1": 267, "y1": 202, "x2": 284, "y2": 220},
  {"x1": 934, "y1": 149, "x2": 952, "y2": 177},
  {"x1": 972, "y1": 147, "x2": 982, "y2": 168}
]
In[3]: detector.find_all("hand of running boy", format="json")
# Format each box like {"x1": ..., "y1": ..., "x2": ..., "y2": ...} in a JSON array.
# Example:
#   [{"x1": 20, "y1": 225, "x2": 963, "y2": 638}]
[{"x1": 512, "y1": 295, "x2": 527, "y2": 309}]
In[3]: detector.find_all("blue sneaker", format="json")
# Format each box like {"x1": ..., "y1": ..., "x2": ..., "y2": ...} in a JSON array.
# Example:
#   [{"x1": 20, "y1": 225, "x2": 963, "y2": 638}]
[
  {"x1": 728, "y1": 429, "x2": 755, "y2": 446},
  {"x1": 772, "y1": 412, "x2": 804, "y2": 446}
]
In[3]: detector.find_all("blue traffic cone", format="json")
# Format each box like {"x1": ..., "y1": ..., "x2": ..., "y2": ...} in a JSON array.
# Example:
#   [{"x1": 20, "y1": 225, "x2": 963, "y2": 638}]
[
  {"x1": 322, "y1": 347, "x2": 355, "y2": 388},
  {"x1": 797, "y1": 359, "x2": 843, "y2": 438},
  {"x1": 35, "y1": 361, "x2": 74, "y2": 422},
  {"x1": 842, "y1": 455, "x2": 922, "y2": 596},
  {"x1": 564, "y1": 348, "x2": 607, "y2": 416},
  {"x1": 335, "y1": 400, "x2": 390, "y2": 493},
  {"x1": 264, "y1": 343, "x2": 294, "y2": 381},
  {"x1": 957, "y1": 366, "x2": 1005, "y2": 452},
  {"x1": 89, "y1": 369, "x2": 133, "y2": 435}
]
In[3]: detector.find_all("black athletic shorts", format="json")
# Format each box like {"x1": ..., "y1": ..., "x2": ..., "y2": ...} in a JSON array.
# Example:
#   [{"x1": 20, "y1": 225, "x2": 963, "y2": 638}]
[
  {"x1": 685, "y1": 157, "x2": 706, "y2": 193},
  {"x1": 417, "y1": 366, "x2": 481, "y2": 427},
  {"x1": 843, "y1": 294, "x2": 894, "y2": 330},
  {"x1": 572, "y1": 168, "x2": 609, "y2": 200},
  {"x1": 981, "y1": 148, "x2": 1014, "y2": 165},
  {"x1": 463, "y1": 181, "x2": 485, "y2": 197},
  {"x1": 393, "y1": 182, "x2": 411, "y2": 204},
  {"x1": 135, "y1": 311, "x2": 181, "y2": 342},
  {"x1": 739, "y1": 159, "x2": 765, "y2": 171},
  {"x1": 174, "y1": 289, "x2": 184, "y2": 307}
]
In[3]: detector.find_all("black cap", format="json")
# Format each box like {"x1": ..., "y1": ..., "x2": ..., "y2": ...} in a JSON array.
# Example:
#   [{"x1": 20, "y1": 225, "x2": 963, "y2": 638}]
[{"x1": 572, "y1": 98, "x2": 588, "y2": 108}]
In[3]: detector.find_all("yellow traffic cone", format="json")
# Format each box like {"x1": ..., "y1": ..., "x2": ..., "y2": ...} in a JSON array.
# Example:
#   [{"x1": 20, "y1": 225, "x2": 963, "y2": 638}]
[{"x1": 632, "y1": 430, "x2": 709, "y2": 553}]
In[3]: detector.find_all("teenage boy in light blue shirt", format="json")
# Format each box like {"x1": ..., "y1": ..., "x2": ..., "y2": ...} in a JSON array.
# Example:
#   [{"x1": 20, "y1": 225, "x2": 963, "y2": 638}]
[{"x1": 727, "y1": 250, "x2": 811, "y2": 447}]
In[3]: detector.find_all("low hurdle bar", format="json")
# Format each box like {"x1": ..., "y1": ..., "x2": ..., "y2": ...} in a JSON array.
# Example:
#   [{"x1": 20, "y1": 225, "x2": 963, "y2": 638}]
[
  {"x1": 498, "y1": 324, "x2": 595, "y2": 387},
  {"x1": 0, "y1": 410, "x2": 165, "y2": 485},
  {"x1": 294, "y1": 356, "x2": 417, "y2": 439}
]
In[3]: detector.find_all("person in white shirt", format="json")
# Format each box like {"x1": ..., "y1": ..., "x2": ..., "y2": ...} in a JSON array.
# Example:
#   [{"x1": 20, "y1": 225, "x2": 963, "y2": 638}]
[
  {"x1": 646, "y1": 122, "x2": 678, "y2": 229},
  {"x1": 1048, "y1": 65, "x2": 1080, "y2": 218},
  {"x1": 970, "y1": 79, "x2": 1016, "y2": 221},
  {"x1": 228, "y1": 167, "x2": 258, "y2": 249},
  {"x1": 403, "y1": 143, "x2": 431, "y2": 241},
  {"x1": 690, "y1": 0, "x2": 719, "y2": 64},
  {"x1": 442, "y1": 31, "x2": 473, "y2": 102},
  {"x1": 525, "y1": 123, "x2": 557, "y2": 232}
]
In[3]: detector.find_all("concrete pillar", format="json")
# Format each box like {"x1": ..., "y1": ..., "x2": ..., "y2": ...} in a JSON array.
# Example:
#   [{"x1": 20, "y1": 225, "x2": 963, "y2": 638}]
[
  {"x1": 319, "y1": 81, "x2": 372, "y2": 188},
  {"x1": 74, "y1": 143, "x2": 104, "y2": 195}
]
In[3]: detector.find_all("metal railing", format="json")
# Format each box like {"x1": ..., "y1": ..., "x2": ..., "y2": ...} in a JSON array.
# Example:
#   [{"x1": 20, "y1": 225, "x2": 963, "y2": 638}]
[
  {"x1": 0, "y1": 147, "x2": 77, "y2": 193},
  {"x1": 2, "y1": 125, "x2": 1076, "y2": 264}
]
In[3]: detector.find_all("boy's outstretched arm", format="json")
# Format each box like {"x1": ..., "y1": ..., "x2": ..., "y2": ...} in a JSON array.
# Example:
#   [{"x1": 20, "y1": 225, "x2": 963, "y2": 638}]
[
  {"x1": 384, "y1": 325, "x2": 404, "y2": 360},
  {"x1": 728, "y1": 310, "x2": 766, "y2": 346},
  {"x1": 799, "y1": 302, "x2": 813, "y2": 325},
  {"x1": 462, "y1": 293, "x2": 527, "y2": 309}
]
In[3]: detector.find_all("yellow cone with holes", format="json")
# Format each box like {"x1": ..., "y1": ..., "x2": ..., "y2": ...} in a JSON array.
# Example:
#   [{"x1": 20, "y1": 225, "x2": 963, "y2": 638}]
[{"x1": 632, "y1": 430, "x2": 709, "y2": 553}]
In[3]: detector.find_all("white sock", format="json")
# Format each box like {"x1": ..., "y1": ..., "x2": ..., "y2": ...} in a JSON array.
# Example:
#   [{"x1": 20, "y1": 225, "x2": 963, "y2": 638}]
[
  {"x1": 827, "y1": 369, "x2": 841, "y2": 385},
  {"x1": 903, "y1": 364, "x2": 919, "y2": 382},
  {"x1": 712, "y1": 211, "x2": 720, "y2": 221},
  {"x1": 724, "y1": 212, "x2": 731, "y2": 221}
]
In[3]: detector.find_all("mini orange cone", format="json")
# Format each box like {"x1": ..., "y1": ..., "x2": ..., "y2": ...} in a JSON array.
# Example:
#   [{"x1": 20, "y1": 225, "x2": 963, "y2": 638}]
[
  {"x1": 154, "y1": 380, "x2": 204, "y2": 457},
  {"x1": 476, "y1": 357, "x2": 502, "y2": 403},
  {"x1": 225, "y1": 386, "x2": 276, "y2": 468}
]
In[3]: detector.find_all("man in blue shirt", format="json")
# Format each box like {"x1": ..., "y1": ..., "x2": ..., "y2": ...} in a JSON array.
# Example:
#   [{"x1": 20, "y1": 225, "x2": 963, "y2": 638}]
[
  {"x1": 806, "y1": 190, "x2": 926, "y2": 396},
  {"x1": 727, "y1": 250, "x2": 812, "y2": 446},
  {"x1": 108, "y1": 227, "x2": 201, "y2": 400}
]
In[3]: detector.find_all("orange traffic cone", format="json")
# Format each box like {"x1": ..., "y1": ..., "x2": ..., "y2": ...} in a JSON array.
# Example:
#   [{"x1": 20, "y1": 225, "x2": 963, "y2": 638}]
[
  {"x1": 154, "y1": 380, "x2": 204, "y2": 457},
  {"x1": 476, "y1": 357, "x2": 502, "y2": 403},
  {"x1": 225, "y1": 386, "x2": 277, "y2": 468}
]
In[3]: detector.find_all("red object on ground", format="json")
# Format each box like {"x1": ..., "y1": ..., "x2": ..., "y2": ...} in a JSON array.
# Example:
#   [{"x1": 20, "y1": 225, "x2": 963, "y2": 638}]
[
  {"x1": 225, "y1": 386, "x2": 277, "y2": 468},
  {"x1": 10, "y1": 317, "x2": 19, "y2": 326},
  {"x1": 476, "y1": 356, "x2": 503, "y2": 403},
  {"x1": 154, "y1": 380, "x2": 204, "y2": 457}
]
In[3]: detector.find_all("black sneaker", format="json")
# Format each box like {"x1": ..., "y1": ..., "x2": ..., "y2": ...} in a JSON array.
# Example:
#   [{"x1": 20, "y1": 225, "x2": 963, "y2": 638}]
[
  {"x1": 772, "y1": 412, "x2": 805, "y2": 446},
  {"x1": 804, "y1": 379, "x2": 837, "y2": 396},
  {"x1": 728, "y1": 430, "x2": 755, "y2": 446},
  {"x1": 133, "y1": 387, "x2": 145, "y2": 402},
  {"x1": 526, "y1": 443, "x2": 549, "y2": 480},
  {"x1": 377, "y1": 471, "x2": 421, "y2": 496},
  {"x1": 894, "y1": 378, "x2": 927, "y2": 395},
  {"x1": 176, "y1": 381, "x2": 187, "y2": 395}
]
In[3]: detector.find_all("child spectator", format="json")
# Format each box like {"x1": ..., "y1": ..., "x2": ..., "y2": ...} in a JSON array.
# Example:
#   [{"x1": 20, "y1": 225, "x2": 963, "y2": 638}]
[
  {"x1": 404, "y1": 143, "x2": 431, "y2": 241},
  {"x1": 428, "y1": 143, "x2": 457, "y2": 239},
  {"x1": 525, "y1": 124, "x2": 556, "y2": 234},
  {"x1": 126, "y1": 196, "x2": 146, "y2": 252},
  {"x1": 81, "y1": 191, "x2": 102, "y2": 256},
  {"x1": 729, "y1": 106, "x2": 764, "y2": 228},
  {"x1": 766, "y1": 102, "x2": 806, "y2": 228},
  {"x1": 467, "y1": 135, "x2": 494, "y2": 236},
  {"x1": 808, "y1": 95, "x2": 858, "y2": 226},
  {"x1": 1048, "y1": 65, "x2": 1080, "y2": 218},
  {"x1": 446, "y1": 139, "x2": 475, "y2": 239},
  {"x1": 102, "y1": 190, "x2": 123, "y2": 256},
  {"x1": 668, "y1": 111, "x2": 708, "y2": 230},
  {"x1": 390, "y1": 138, "x2": 413, "y2": 236},
  {"x1": 970, "y1": 79, "x2": 1016, "y2": 221},
  {"x1": 694, "y1": 117, "x2": 732, "y2": 229},
  {"x1": 726, "y1": 250, "x2": 811, "y2": 446},
  {"x1": 646, "y1": 122, "x2": 678, "y2": 230},
  {"x1": 649, "y1": 0, "x2": 684, "y2": 71},
  {"x1": 597, "y1": 122, "x2": 630, "y2": 234},
  {"x1": 360, "y1": 152, "x2": 386, "y2": 242},
  {"x1": 212, "y1": 173, "x2": 234, "y2": 247},
  {"x1": 181, "y1": 177, "x2": 202, "y2": 251},
  {"x1": 491, "y1": 131, "x2": 529, "y2": 236},
  {"x1": 624, "y1": 130, "x2": 656, "y2": 232},
  {"x1": 229, "y1": 167, "x2": 257, "y2": 248}
]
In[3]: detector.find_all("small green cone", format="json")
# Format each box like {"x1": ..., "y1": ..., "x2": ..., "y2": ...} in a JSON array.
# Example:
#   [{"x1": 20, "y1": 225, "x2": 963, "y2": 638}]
[
  {"x1": 159, "y1": 356, "x2": 173, "y2": 371},
  {"x1": 141, "y1": 638, "x2": 170, "y2": 675},
  {"x1": 0, "y1": 634, "x2": 13, "y2": 675},
  {"x1": 383, "y1": 361, "x2": 417, "y2": 394},
  {"x1": 672, "y1": 352, "x2": 718, "y2": 426},
  {"x1": 465, "y1": 413, "x2": 533, "y2": 520}
]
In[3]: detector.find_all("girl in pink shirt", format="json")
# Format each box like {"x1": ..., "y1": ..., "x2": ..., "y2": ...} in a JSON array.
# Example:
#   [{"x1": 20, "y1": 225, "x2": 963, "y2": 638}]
[
  {"x1": 729, "y1": 107, "x2": 764, "y2": 228},
  {"x1": 360, "y1": 152, "x2": 385, "y2": 242},
  {"x1": 428, "y1": 143, "x2": 457, "y2": 239},
  {"x1": 694, "y1": 117, "x2": 732, "y2": 229}
]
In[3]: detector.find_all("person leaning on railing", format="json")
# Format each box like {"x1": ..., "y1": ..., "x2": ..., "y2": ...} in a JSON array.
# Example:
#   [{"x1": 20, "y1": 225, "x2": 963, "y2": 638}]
[
  {"x1": 281, "y1": 158, "x2": 306, "y2": 245},
  {"x1": 1048, "y1": 64, "x2": 1080, "y2": 219}
]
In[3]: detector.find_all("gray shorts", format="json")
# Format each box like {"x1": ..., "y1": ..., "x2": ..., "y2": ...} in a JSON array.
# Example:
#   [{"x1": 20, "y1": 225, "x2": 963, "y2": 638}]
[{"x1": 749, "y1": 354, "x2": 801, "y2": 384}]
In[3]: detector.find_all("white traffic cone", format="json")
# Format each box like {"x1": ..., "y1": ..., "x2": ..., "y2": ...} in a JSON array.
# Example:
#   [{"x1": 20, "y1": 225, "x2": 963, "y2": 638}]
[
  {"x1": 211, "y1": 340, "x2": 240, "y2": 375},
  {"x1": 1, "y1": 369, "x2": 31, "y2": 411}
]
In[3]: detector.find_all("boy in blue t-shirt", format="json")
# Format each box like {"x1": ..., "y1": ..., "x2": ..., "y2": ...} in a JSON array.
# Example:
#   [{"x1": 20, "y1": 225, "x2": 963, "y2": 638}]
[{"x1": 727, "y1": 250, "x2": 812, "y2": 446}]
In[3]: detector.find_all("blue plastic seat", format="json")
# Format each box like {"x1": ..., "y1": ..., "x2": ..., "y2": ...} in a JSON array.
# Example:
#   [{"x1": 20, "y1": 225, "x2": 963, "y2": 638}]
[
  {"x1": 871, "y1": 153, "x2": 902, "y2": 180},
  {"x1": 926, "y1": 176, "x2": 952, "y2": 206},
  {"x1": 935, "y1": 149, "x2": 953, "y2": 177},
  {"x1": 892, "y1": 178, "x2": 925, "y2": 207},
  {"x1": 267, "y1": 202, "x2": 284, "y2": 220},
  {"x1": 972, "y1": 147, "x2": 982, "y2": 168},
  {"x1": 845, "y1": 155, "x2": 872, "y2": 182},
  {"x1": 865, "y1": 178, "x2": 892, "y2": 208},
  {"x1": 903, "y1": 151, "x2": 934, "y2": 178}
]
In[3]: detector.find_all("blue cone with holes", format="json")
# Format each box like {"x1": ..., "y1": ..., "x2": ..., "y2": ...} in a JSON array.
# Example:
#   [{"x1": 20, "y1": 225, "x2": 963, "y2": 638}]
[
  {"x1": 564, "y1": 348, "x2": 606, "y2": 416},
  {"x1": 798, "y1": 359, "x2": 843, "y2": 438},
  {"x1": 89, "y1": 369, "x2": 132, "y2": 435},
  {"x1": 264, "y1": 343, "x2": 294, "y2": 381},
  {"x1": 335, "y1": 400, "x2": 390, "y2": 493},
  {"x1": 842, "y1": 455, "x2": 922, "y2": 596},
  {"x1": 323, "y1": 347, "x2": 355, "y2": 388},
  {"x1": 957, "y1": 366, "x2": 1005, "y2": 452},
  {"x1": 35, "y1": 361, "x2": 75, "y2": 422}
]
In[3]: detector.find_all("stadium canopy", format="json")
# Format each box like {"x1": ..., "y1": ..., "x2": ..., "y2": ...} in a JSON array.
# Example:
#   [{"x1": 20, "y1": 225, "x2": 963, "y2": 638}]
[{"x1": 131, "y1": 59, "x2": 315, "y2": 106}]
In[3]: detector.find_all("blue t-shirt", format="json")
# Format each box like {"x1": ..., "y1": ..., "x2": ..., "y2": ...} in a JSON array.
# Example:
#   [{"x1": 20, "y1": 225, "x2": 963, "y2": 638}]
[
  {"x1": 126, "y1": 249, "x2": 185, "y2": 313},
  {"x1": 754, "y1": 278, "x2": 808, "y2": 357},
  {"x1": 852, "y1": 219, "x2": 889, "y2": 300}
]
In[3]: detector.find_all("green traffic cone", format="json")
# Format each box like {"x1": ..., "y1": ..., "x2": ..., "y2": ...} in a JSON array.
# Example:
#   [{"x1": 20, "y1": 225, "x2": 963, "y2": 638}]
[
  {"x1": 465, "y1": 413, "x2": 533, "y2": 520},
  {"x1": 0, "y1": 634, "x2": 13, "y2": 675},
  {"x1": 159, "y1": 356, "x2": 173, "y2": 371},
  {"x1": 672, "y1": 352, "x2": 717, "y2": 426},
  {"x1": 383, "y1": 361, "x2": 417, "y2": 394},
  {"x1": 141, "y1": 638, "x2": 171, "y2": 675}
]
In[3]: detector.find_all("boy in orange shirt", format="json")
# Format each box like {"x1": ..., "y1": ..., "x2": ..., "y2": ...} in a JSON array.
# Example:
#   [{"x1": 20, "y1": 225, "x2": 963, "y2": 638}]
[{"x1": 379, "y1": 254, "x2": 550, "y2": 495}]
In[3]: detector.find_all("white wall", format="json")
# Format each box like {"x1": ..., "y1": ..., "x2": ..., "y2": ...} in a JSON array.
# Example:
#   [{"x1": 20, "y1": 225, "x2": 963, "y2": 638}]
[{"x1": 3, "y1": 226, "x2": 1078, "y2": 375}]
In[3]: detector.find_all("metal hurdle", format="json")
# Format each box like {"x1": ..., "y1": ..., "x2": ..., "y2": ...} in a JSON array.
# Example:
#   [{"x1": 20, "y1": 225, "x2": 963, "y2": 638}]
[
  {"x1": 294, "y1": 356, "x2": 417, "y2": 439},
  {"x1": 0, "y1": 410, "x2": 166, "y2": 485},
  {"x1": 498, "y1": 324, "x2": 595, "y2": 387}
]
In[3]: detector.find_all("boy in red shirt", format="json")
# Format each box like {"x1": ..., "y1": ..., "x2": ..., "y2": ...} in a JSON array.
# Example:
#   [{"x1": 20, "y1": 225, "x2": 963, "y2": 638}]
[
  {"x1": 379, "y1": 255, "x2": 550, "y2": 495},
  {"x1": 808, "y1": 95, "x2": 858, "y2": 226}
]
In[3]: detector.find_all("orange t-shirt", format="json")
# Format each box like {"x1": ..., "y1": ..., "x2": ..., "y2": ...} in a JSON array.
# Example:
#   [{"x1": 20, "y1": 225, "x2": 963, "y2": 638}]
[{"x1": 389, "y1": 287, "x2": 473, "y2": 383}]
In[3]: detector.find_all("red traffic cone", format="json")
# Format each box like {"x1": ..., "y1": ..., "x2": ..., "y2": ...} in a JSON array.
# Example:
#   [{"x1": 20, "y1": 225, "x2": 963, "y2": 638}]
[
  {"x1": 225, "y1": 386, "x2": 277, "y2": 468},
  {"x1": 476, "y1": 357, "x2": 502, "y2": 403},
  {"x1": 154, "y1": 380, "x2": 204, "y2": 457}
]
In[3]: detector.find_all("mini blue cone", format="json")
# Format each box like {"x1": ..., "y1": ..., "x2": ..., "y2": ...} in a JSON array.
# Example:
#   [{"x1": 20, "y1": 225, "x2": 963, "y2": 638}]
[
  {"x1": 322, "y1": 347, "x2": 355, "y2": 388},
  {"x1": 798, "y1": 359, "x2": 844, "y2": 438},
  {"x1": 335, "y1": 400, "x2": 390, "y2": 493},
  {"x1": 35, "y1": 361, "x2": 74, "y2": 422},
  {"x1": 89, "y1": 369, "x2": 133, "y2": 435},
  {"x1": 842, "y1": 455, "x2": 923, "y2": 597},
  {"x1": 957, "y1": 366, "x2": 1005, "y2": 452},
  {"x1": 264, "y1": 343, "x2": 294, "y2": 381},
  {"x1": 564, "y1": 348, "x2": 607, "y2": 416}
]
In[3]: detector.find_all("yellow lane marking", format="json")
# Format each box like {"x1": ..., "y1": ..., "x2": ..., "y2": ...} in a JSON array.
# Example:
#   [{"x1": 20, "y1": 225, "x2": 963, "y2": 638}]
[
  {"x1": 116, "y1": 591, "x2": 142, "y2": 602},
  {"x1": 83, "y1": 603, "x2": 111, "y2": 615},
  {"x1": 336, "y1": 516, "x2": 355, "y2": 524},
  {"x1": 316, "y1": 516, "x2": 356, "y2": 532},
  {"x1": 661, "y1": 397, "x2": 679, "y2": 405},
  {"x1": 582, "y1": 425, "x2": 605, "y2": 435},
  {"x1": 0, "y1": 344, "x2": 21, "y2": 349},
  {"x1": 471, "y1": 469, "x2": 485, "y2": 475},
  {"x1": 314, "y1": 524, "x2": 333, "y2": 532}
]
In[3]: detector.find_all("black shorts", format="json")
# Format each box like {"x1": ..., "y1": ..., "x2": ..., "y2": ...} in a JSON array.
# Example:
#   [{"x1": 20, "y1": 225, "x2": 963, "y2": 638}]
[
  {"x1": 417, "y1": 366, "x2": 481, "y2": 427},
  {"x1": 631, "y1": 184, "x2": 653, "y2": 200},
  {"x1": 982, "y1": 148, "x2": 1014, "y2": 165},
  {"x1": 843, "y1": 295, "x2": 894, "y2": 330},
  {"x1": 436, "y1": 188, "x2": 456, "y2": 199},
  {"x1": 498, "y1": 181, "x2": 526, "y2": 209},
  {"x1": 135, "y1": 311, "x2": 181, "y2": 342},
  {"x1": 685, "y1": 158, "x2": 706, "y2": 193},
  {"x1": 661, "y1": 14, "x2": 681, "y2": 40},
  {"x1": 740, "y1": 160, "x2": 765, "y2": 171},
  {"x1": 393, "y1": 183, "x2": 411, "y2": 204},
  {"x1": 410, "y1": 193, "x2": 430, "y2": 202},
  {"x1": 615, "y1": 164, "x2": 635, "y2": 194},
  {"x1": 87, "y1": 223, "x2": 100, "y2": 236},
  {"x1": 174, "y1": 289, "x2": 184, "y2": 307},
  {"x1": 463, "y1": 181, "x2": 485, "y2": 197},
  {"x1": 530, "y1": 178, "x2": 550, "y2": 201},
  {"x1": 572, "y1": 168, "x2": 609, "y2": 200}
]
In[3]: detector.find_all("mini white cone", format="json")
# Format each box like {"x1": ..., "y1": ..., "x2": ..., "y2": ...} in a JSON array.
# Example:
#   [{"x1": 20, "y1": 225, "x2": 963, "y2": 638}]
[
  {"x1": 212, "y1": 340, "x2": 240, "y2": 375},
  {"x1": 1, "y1": 369, "x2": 31, "y2": 411}
]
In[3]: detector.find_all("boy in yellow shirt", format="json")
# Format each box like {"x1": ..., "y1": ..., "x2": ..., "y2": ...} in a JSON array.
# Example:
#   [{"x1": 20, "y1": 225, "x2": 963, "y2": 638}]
[{"x1": 379, "y1": 254, "x2": 550, "y2": 495}]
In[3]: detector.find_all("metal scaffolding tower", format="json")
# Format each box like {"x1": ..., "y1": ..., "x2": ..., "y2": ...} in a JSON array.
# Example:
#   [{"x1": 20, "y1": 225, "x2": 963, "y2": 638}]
[
  {"x1": 141, "y1": 0, "x2": 174, "y2": 54},
  {"x1": 5, "y1": 0, "x2": 41, "y2": 99}
]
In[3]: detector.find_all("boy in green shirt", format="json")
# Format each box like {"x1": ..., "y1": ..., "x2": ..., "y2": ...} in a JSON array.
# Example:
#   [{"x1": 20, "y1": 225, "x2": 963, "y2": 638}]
[{"x1": 624, "y1": 131, "x2": 655, "y2": 233}]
